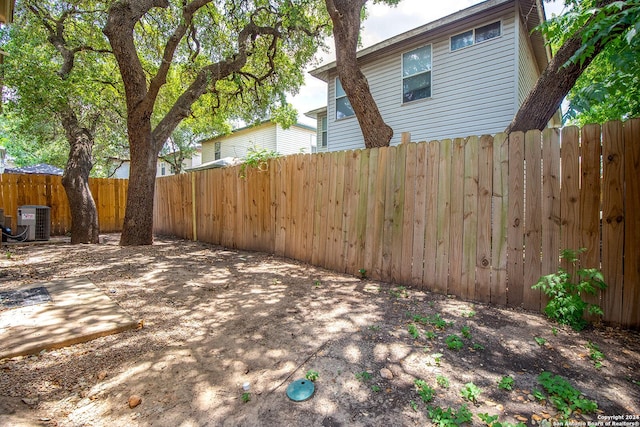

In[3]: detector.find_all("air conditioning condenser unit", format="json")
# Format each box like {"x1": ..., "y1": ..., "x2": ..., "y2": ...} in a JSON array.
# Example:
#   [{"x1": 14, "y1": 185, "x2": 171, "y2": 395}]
[{"x1": 17, "y1": 205, "x2": 51, "y2": 241}]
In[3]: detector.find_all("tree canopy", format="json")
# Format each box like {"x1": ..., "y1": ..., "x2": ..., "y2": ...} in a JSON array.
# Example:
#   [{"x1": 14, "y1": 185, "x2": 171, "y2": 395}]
[
  {"x1": 543, "y1": 0, "x2": 640, "y2": 125},
  {"x1": 508, "y1": 0, "x2": 639, "y2": 131}
]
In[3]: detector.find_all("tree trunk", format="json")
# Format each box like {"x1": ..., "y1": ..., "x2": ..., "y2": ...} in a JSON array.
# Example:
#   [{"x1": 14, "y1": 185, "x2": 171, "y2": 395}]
[
  {"x1": 506, "y1": 0, "x2": 629, "y2": 133},
  {"x1": 119, "y1": 116, "x2": 158, "y2": 246},
  {"x1": 60, "y1": 108, "x2": 100, "y2": 244},
  {"x1": 326, "y1": 0, "x2": 393, "y2": 148}
]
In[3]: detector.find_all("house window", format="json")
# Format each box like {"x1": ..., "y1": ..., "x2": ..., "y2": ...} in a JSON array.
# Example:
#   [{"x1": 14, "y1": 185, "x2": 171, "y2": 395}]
[
  {"x1": 402, "y1": 45, "x2": 431, "y2": 103},
  {"x1": 161, "y1": 163, "x2": 166, "y2": 176},
  {"x1": 451, "y1": 21, "x2": 501, "y2": 51},
  {"x1": 335, "y1": 78, "x2": 355, "y2": 119},
  {"x1": 320, "y1": 116, "x2": 327, "y2": 148},
  {"x1": 214, "y1": 142, "x2": 221, "y2": 160}
]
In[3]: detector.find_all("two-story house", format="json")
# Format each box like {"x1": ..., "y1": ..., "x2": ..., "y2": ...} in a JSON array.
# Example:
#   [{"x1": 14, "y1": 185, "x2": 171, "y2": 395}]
[{"x1": 306, "y1": 0, "x2": 558, "y2": 152}]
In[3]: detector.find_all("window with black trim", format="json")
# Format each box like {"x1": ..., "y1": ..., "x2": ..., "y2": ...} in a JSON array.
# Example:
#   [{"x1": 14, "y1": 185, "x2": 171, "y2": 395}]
[
  {"x1": 214, "y1": 142, "x2": 221, "y2": 160},
  {"x1": 402, "y1": 45, "x2": 432, "y2": 103},
  {"x1": 451, "y1": 21, "x2": 501, "y2": 51},
  {"x1": 335, "y1": 78, "x2": 355, "y2": 119}
]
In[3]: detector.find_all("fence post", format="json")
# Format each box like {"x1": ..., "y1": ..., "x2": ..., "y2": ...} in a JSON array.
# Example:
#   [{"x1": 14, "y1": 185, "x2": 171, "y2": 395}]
[
  {"x1": 191, "y1": 173, "x2": 197, "y2": 242},
  {"x1": 401, "y1": 132, "x2": 411, "y2": 144}
]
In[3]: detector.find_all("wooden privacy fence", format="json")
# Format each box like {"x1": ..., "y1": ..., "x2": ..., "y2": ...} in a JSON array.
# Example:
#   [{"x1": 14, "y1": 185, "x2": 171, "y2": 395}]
[
  {"x1": 153, "y1": 119, "x2": 640, "y2": 329},
  {"x1": 0, "y1": 173, "x2": 128, "y2": 235}
]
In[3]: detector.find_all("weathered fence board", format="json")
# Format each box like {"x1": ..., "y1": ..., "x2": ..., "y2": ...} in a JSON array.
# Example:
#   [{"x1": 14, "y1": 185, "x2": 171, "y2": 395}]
[{"x1": 152, "y1": 119, "x2": 640, "y2": 329}]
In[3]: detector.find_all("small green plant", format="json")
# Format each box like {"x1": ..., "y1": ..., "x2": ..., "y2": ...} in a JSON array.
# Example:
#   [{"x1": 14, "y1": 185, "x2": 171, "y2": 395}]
[
  {"x1": 428, "y1": 405, "x2": 473, "y2": 427},
  {"x1": 371, "y1": 385, "x2": 381, "y2": 392},
  {"x1": 532, "y1": 248, "x2": 607, "y2": 331},
  {"x1": 472, "y1": 343, "x2": 485, "y2": 351},
  {"x1": 552, "y1": 327, "x2": 558, "y2": 336},
  {"x1": 461, "y1": 306, "x2": 476, "y2": 318},
  {"x1": 305, "y1": 370, "x2": 319, "y2": 382},
  {"x1": 5, "y1": 250, "x2": 12, "y2": 259},
  {"x1": 537, "y1": 371, "x2": 598, "y2": 417},
  {"x1": 460, "y1": 382, "x2": 481, "y2": 403},
  {"x1": 358, "y1": 268, "x2": 367, "y2": 279},
  {"x1": 415, "y1": 379, "x2": 435, "y2": 403},
  {"x1": 477, "y1": 413, "x2": 526, "y2": 427},
  {"x1": 239, "y1": 146, "x2": 279, "y2": 178},
  {"x1": 497, "y1": 376, "x2": 514, "y2": 391},
  {"x1": 436, "y1": 375, "x2": 450, "y2": 388},
  {"x1": 460, "y1": 326, "x2": 472, "y2": 339},
  {"x1": 355, "y1": 371, "x2": 373, "y2": 382},
  {"x1": 429, "y1": 353, "x2": 443, "y2": 366},
  {"x1": 532, "y1": 389, "x2": 546, "y2": 401},
  {"x1": 428, "y1": 313, "x2": 453, "y2": 329},
  {"x1": 409, "y1": 400, "x2": 418, "y2": 411},
  {"x1": 241, "y1": 392, "x2": 251, "y2": 403},
  {"x1": 408, "y1": 323, "x2": 420, "y2": 339},
  {"x1": 425, "y1": 330, "x2": 436, "y2": 340},
  {"x1": 390, "y1": 286, "x2": 408, "y2": 298},
  {"x1": 587, "y1": 341, "x2": 605, "y2": 369},
  {"x1": 534, "y1": 336, "x2": 547, "y2": 346},
  {"x1": 445, "y1": 334, "x2": 464, "y2": 351},
  {"x1": 313, "y1": 280, "x2": 321, "y2": 288},
  {"x1": 368, "y1": 324, "x2": 381, "y2": 331}
]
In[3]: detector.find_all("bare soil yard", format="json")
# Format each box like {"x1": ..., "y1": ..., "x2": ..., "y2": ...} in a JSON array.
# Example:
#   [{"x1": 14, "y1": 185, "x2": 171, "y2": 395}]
[{"x1": 0, "y1": 235, "x2": 639, "y2": 427}]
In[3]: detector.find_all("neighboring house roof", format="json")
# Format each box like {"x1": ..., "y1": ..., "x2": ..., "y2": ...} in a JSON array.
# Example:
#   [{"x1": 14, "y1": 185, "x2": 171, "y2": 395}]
[
  {"x1": 187, "y1": 157, "x2": 242, "y2": 172},
  {"x1": 309, "y1": 0, "x2": 550, "y2": 82},
  {"x1": 304, "y1": 106, "x2": 327, "y2": 120},
  {"x1": 4, "y1": 164, "x2": 64, "y2": 176}
]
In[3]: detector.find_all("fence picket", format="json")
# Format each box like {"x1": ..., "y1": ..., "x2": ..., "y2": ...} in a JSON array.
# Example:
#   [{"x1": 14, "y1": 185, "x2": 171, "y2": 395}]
[
  {"x1": 601, "y1": 121, "x2": 624, "y2": 325},
  {"x1": 507, "y1": 131, "x2": 525, "y2": 307},
  {"x1": 524, "y1": 129, "x2": 542, "y2": 311},
  {"x1": 623, "y1": 119, "x2": 640, "y2": 328}
]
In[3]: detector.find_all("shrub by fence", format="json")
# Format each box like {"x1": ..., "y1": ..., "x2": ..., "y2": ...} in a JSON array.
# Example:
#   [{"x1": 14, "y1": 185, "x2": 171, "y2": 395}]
[
  {"x1": 154, "y1": 120, "x2": 639, "y2": 329},
  {"x1": 0, "y1": 173, "x2": 127, "y2": 235}
]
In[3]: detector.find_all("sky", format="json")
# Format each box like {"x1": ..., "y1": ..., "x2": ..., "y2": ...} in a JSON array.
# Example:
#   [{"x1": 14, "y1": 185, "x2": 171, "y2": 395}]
[{"x1": 289, "y1": 0, "x2": 567, "y2": 126}]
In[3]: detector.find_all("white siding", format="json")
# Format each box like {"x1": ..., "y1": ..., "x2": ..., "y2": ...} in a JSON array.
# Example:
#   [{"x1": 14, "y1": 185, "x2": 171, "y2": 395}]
[
  {"x1": 517, "y1": 15, "x2": 540, "y2": 106},
  {"x1": 201, "y1": 122, "x2": 315, "y2": 161},
  {"x1": 275, "y1": 124, "x2": 316, "y2": 155},
  {"x1": 202, "y1": 124, "x2": 277, "y2": 162},
  {"x1": 326, "y1": 4, "x2": 521, "y2": 151}
]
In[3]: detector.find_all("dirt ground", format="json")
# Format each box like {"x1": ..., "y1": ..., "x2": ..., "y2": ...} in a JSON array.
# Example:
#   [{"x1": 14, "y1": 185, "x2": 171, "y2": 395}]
[{"x1": 0, "y1": 234, "x2": 639, "y2": 427}]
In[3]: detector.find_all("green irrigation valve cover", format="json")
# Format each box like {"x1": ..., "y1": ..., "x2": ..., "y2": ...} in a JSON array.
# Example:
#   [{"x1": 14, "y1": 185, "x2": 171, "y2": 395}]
[{"x1": 286, "y1": 379, "x2": 315, "y2": 402}]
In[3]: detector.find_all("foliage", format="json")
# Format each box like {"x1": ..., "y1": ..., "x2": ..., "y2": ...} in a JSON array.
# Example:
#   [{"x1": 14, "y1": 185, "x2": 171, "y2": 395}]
[
  {"x1": 238, "y1": 146, "x2": 280, "y2": 178},
  {"x1": 445, "y1": 334, "x2": 464, "y2": 351},
  {"x1": 389, "y1": 286, "x2": 408, "y2": 298},
  {"x1": 427, "y1": 405, "x2": 473, "y2": 427},
  {"x1": 414, "y1": 379, "x2": 435, "y2": 403},
  {"x1": 436, "y1": 375, "x2": 450, "y2": 388},
  {"x1": 305, "y1": 370, "x2": 319, "y2": 382},
  {"x1": 587, "y1": 341, "x2": 605, "y2": 368},
  {"x1": 477, "y1": 413, "x2": 526, "y2": 427},
  {"x1": 408, "y1": 323, "x2": 420, "y2": 339},
  {"x1": 460, "y1": 326, "x2": 472, "y2": 339},
  {"x1": 537, "y1": 371, "x2": 598, "y2": 417},
  {"x1": 460, "y1": 382, "x2": 481, "y2": 403},
  {"x1": 540, "y1": 0, "x2": 640, "y2": 125},
  {"x1": 532, "y1": 248, "x2": 607, "y2": 330},
  {"x1": 497, "y1": 376, "x2": 515, "y2": 391},
  {"x1": 534, "y1": 336, "x2": 547, "y2": 346},
  {"x1": 355, "y1": 371, "x2": 372, "y2": 382},
  {"x1": 241, "y1": 392, "x2": 251, "y2": 403},
  {"x1": 0, "y1": 1, "x2": 128, "y2": 177}
]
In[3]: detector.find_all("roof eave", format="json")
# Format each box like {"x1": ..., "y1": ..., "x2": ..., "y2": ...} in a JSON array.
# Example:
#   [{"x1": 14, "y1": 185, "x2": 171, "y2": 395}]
[{"x1": 309, "y1": 0, "x2": 516, "y2": 82}]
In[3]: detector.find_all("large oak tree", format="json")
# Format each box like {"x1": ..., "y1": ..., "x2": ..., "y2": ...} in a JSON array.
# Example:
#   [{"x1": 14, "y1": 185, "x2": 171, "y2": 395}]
[
  {"x1": 2, "y1": 1, "x2": 126, "y2": 243},
  {"x1": 103, "y1": 0, "x2": 328, "y2": 245}
]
